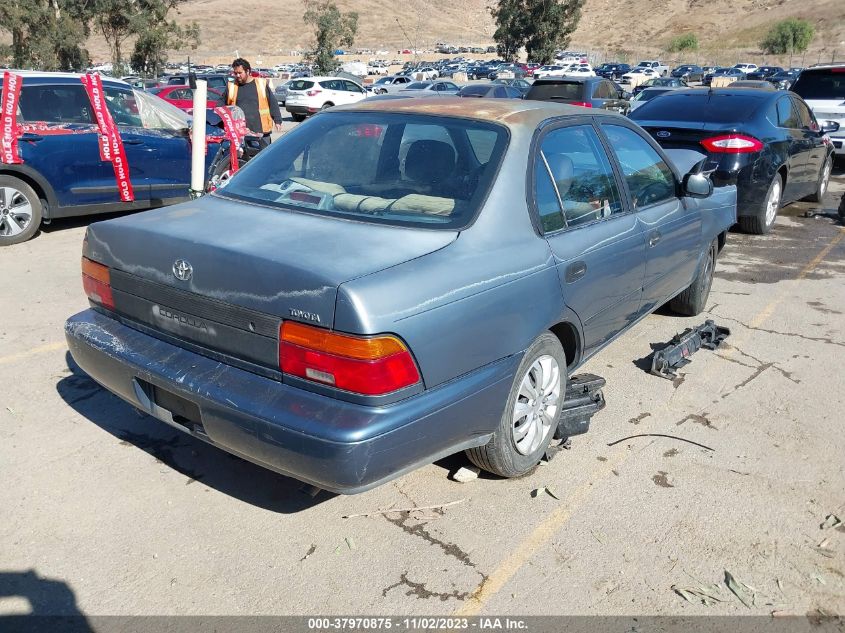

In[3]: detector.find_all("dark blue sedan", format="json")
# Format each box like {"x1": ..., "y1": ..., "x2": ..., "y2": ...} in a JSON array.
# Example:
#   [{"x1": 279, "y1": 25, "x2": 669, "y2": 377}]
[
  {"x1": 65, "y1": 98, "x2": 735, "y2": 493},
  {"x1": 0, "y1": 72, "x2": 226, "y2": 245},
  {"x1": 630, "y1": 88, "x2": 837, "y2": 233}
]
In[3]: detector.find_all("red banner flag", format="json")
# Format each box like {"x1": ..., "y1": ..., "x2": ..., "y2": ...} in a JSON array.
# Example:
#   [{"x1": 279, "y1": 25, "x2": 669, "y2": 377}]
[
  {"x1": 213, "y1": 106, "x2": 249, "y2": 173},
  {"x1": 81, "y1": 74, "x2": 134, "y2": 202},
  {"x1": 1, "y1": 71, "x2": 23, "y2": 164}
]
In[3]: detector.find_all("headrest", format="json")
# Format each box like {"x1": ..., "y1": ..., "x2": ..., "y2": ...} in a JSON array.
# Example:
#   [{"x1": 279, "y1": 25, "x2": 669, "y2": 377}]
[{"x1": 405, "y1": 140, "x2": 456, "y2": 184}]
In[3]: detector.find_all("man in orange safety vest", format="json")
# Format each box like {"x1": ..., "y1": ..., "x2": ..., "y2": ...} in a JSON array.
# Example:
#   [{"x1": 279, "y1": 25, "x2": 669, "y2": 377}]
[{"x1": 216, "y1": 57, "x2": 284, "y2": 149}]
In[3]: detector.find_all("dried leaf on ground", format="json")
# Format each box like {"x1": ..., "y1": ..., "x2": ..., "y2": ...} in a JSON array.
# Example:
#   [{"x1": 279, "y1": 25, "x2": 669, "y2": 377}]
[
  {"x1": 812, "y1": 546, "x2": 835, "y2": 558},
  {"x1": 531, "y1": 487, "x2": 560, "y2": 500},
  {"x1": 672, "y1": 584, "x2": 726, "y2": 606},
  {"x1": 345, "y1": 537, "x2": 357, "y2": 551},
  {"x1": 725, "y1": 570, "x2": 755, "y2": 608}
]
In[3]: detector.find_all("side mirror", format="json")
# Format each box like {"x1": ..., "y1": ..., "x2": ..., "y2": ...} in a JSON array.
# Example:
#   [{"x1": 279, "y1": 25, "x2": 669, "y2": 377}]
[
  {"x1": 820, "y1": 120, "x2": 840, "y2": 134},
  {"x1": 683, "y1": 172, "x2": 713, "y2": 198}
]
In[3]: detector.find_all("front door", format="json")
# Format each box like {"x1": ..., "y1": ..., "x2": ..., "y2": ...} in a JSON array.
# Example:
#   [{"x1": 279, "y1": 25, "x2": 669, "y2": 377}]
[
  {"x1": 599, "y1": 123, "x2": 701, "y2": 312},
  {"x1": 536, "y1": 122, "x2": 646, "y2": 359}
]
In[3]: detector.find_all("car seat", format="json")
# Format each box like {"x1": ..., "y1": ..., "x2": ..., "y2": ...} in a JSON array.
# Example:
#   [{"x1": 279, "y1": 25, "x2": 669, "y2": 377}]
[{"x1": 404, "y1": 140, "x2": 456, "y2": 191}]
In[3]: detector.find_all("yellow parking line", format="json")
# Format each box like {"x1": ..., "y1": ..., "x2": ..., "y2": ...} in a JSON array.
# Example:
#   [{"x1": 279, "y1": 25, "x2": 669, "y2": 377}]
[
  {"x1": 0, "y1": 341, "x2": 66, "y2": 366},
  {"x1": 454, "y1": 227, "x2": 845, "y2": 616}
]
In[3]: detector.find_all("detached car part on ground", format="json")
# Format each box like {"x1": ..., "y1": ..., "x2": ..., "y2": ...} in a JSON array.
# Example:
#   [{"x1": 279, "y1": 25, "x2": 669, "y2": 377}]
[
  {"x1": 0, "y1": 72, "x2": 239, "y2": 245},
  {"x1": 65, "y1": 99, "x2": 736, "y2": 494},
  {"x1": 630, "y1": 88, "x2": 837, "y2": 234}
]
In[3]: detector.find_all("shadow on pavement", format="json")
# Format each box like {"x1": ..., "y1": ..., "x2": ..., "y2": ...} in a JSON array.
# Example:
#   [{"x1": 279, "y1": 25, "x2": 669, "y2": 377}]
[
  {"x1": 0, "y1": 570, "x2": 92, "y2": 632},
  {"x1": 56, "y1": 352, "x2": 334, "y2": 514}
]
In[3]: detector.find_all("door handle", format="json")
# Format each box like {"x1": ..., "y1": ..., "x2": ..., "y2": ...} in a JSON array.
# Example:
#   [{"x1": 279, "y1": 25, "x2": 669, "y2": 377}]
[
  {"x1": 565, "y1": 260, "x2": 587, "y2": 283},
  {"x1": 21, "y1": 134, "x2": 44, "y2": 142},
  {"x1": 122, "y1": 139, "x2": 144, "y2": 145},
  {"x1": 648, "y1": 231, "x2": 662, "y2": 247}
]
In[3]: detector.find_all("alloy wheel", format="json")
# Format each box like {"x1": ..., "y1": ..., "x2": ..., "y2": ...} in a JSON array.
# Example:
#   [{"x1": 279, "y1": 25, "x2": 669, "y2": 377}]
[
  {"x1": 0, "y1": 186, "x2": 33, "y2": 238},
  {"x1": 765, "y1": 178, "x2": 781, "y2": 226},
  {"x1": 511, "y1": 355, "x2": 561, "y2": 455}
]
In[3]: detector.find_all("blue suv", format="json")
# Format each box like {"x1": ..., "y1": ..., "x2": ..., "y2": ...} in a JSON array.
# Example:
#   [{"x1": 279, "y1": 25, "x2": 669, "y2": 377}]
[{"x1": 0, "y1": 72, "x2": 225, "y2": 245}]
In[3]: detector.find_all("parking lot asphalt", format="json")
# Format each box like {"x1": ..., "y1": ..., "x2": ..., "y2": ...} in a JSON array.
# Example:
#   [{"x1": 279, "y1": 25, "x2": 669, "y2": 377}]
[{"x1": 1, "y1": 161, "x2": 844, "y2": 617}]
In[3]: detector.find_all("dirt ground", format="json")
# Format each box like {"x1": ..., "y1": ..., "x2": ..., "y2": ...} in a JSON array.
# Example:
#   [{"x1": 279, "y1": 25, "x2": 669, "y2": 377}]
[{"x1": 1, "y1": 159, "x2": 843, "y2": 621}]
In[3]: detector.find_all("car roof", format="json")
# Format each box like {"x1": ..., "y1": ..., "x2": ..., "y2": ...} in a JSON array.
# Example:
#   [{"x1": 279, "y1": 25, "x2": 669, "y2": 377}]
[
  {"x1": 336, "y1": 96, "x2": 624, "y2": 127},
  {"x1": 3, "y1": 70, "x2": 130, "y2": 88}
]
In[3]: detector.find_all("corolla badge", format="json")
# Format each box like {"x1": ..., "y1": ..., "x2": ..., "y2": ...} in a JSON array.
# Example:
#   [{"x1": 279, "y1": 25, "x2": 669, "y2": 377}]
[
  {"x1": 656, "y1": 130, "x2": 671, "y2": 138},
  {"x1": 172, "y1": 259, "x2": 193, "y2": 281}
]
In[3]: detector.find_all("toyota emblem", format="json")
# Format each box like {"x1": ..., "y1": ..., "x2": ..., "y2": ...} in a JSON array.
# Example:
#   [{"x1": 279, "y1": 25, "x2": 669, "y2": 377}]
[{"x1": 173, "y1": 259, "x2": 193, "y2": 281}]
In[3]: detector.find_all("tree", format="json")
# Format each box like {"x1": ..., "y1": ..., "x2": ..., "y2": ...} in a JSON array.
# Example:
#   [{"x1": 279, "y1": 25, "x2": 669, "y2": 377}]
[
  {"x1": 95, "y1": 0, "x2": 198, "y2": 75},
  {"x1": 131, "y1": 20, "x2": 200, "y2": 78},
  {"x1": 760, "y1": 18, "x2": 814, "y2": 55},
  {"x1": 0, "y1": 0, "x2": 92, "y2": 71},
  {"x1": 489, "y1": 0, "x2": 584, "y2": 64},
  {"x1": 667, "y1": 33, "x2": 698, "y2": 53},
  {"x1": 489, "y1": 0, "x2": 526, "y2": 61},
  {"x1": 303, "y1": 0, "x2": 359, "y2": 75}
]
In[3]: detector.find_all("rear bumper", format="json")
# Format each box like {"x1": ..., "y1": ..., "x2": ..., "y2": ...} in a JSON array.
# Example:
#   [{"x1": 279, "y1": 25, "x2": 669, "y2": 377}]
[
  {"x1": 65, "y1": 310, "x2": 517, "y2": 494},
  {"x1": 285, "y1": 105, "x2": 319, "y2": 115}
]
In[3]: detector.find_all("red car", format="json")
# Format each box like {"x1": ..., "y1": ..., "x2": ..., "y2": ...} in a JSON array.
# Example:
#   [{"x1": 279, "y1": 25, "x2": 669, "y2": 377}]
[{"x1": 148, "y1": 85, "x2": 223, "y2": 113}]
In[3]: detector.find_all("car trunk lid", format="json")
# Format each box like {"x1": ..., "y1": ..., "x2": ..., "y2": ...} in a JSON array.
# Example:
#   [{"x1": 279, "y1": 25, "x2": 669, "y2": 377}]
[{"x1": 84, "y1": 195, "x2": 457, "y2": 370}]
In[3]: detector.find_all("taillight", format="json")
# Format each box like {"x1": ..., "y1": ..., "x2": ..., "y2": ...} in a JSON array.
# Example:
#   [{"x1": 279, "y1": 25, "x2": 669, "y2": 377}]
[
  {"x1": 279, "y1": 321, "x2": 421, "y2": 396},
  {"x1": 305, "y1": 89, "x2": 322, "y2": 97},
  {"x1": 571, "y1": 101, "x2": 593, "y2": 108},
  {"x1": 82, "y1": 257, "x2": 115, "y2": 310},
  {"x1": 700, "y1": 134, "x2": 764, "y2": 153}
]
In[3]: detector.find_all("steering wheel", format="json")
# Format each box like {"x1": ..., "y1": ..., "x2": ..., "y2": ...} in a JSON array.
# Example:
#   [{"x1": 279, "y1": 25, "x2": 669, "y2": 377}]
[{"x1": 636, "y1": 182, "x2": 669, "y2": 207}]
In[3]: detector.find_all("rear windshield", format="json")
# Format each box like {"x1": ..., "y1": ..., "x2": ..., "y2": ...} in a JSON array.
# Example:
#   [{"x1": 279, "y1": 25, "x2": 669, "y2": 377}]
[
  {"x1": 526, "y1": 81, "x2": 584, "y2": 101},
  {"x1": 636, "y1": 89, "x2": 672, "y2": 102},
  {"x1": 405, "y1": 82, "x2": 429, "y2": 90},
  {"x1": 791, "y1": 68, "x2": 845, "y2": 100},
  {"x1": 630, "y1": 92, "x2": 766, "y2": 122},
  {"x1": 217, "y1": 112, "x2": 509, "y2": 230},
  {"x1": 460, "y1": 85, "x2": 491, "y2": 97},
  {"x1": 289, "y1": 80, "x2": 314, "y2": 91}
]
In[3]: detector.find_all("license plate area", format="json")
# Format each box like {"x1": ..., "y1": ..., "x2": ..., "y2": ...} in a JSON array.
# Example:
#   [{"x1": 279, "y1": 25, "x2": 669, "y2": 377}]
[{"x1": 152, "y1": 385, "x2": 203, "y2": 429}]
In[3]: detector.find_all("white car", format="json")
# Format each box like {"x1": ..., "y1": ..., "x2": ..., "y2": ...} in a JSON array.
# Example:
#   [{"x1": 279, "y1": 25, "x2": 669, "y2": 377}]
[
  {"x1": 367, "y1": 63, "x2": 389, "y2": 75},
  {"x1": 563, "y1": 65, "x2": 596, "y2": 77},
  {"x1": 733, "y1": 63, "x2": 759, "y2": 73},
  {"x1": 790, "y1": 64, "x2": 845, "y2": 157},
  {"x1": 533, "y1": 65, "x2": 566, "y2": 79},
  {"x1": 366, "y1": 75, "x2": 414, "y2": 94},
  {"x1": 621, "y1": 68, "x2": 661, "y2": 84},
  {"x1": 414, "y1": 67, "x2": 439, "y2": 80},
  {"x1": 284, "y1": 76, "x2": 367, "y2": 121}
]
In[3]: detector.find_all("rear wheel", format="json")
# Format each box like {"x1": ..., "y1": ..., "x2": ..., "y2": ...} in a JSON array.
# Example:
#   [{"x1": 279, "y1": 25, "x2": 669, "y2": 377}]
[
  {"x1": 739, "y1": 173, "x2": 781, "y2": 235},
  {"x1": 320, "y1": 102, "x2": 333, "y2": 111},
  {"x1": 290, "y1": 113, "x2": 306, "y2": 122},
  {"x1": 0, "y1": 176, "x2": 42, "y2": 246},
  {"x1": 466, "y1": 332, "x2": 566, "y2": 478},
  {"x1": 670, "y1": 238, "x2": 717, "y2": 316},
  {"x1": 805, "y1": 156, "x2": 832, "y2": 203}
]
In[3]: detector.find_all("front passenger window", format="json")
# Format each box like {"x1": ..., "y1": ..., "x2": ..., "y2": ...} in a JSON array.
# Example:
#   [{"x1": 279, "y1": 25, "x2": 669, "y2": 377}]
[{"x1": 601, "y1": 124, "x2": 676, "y2": 208}]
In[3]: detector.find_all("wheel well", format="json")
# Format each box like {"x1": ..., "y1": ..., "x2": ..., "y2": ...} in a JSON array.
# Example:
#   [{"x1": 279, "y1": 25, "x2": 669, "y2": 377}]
[
  {"x1": 549, "y1": 322, "x2": 580, "y2": 370},
  {"x1": 0, "y1": 169, "x2": 50, "y2": 215},
  {"x1": 778, "y1": 164, "x2": 788, "y2": 188}
]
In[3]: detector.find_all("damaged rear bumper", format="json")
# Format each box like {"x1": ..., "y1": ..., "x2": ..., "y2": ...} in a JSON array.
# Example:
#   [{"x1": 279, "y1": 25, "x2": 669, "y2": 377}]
[{"x1": 64, "y1": 309, "x2": 518, "y2": 494}]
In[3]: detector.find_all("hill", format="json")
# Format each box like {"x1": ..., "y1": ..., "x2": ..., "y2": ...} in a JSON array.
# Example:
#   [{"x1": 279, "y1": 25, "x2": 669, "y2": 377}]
[{"x1": 82, "y1": 0, "x2": 845, "y2": 67}]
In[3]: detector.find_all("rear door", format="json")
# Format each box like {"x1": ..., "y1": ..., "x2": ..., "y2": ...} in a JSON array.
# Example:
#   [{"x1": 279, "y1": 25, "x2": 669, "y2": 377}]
[
  {"x1": 774, "y1": 95, "x2": 811, "y2": 200},
  {"x1": 342, "y1": 80, "x2": 366, "y2": 104},
  {"x1": 599, "y1": 122, "x2": 701, "y2": 313},
  {"x1": 103, "y1": 86, "x2": 189, "y2": 203},
  {"x1": 792, "y1": 96, "x2": 828, "y2": 189},
  {"x1": 535, "y1": 121, "x2": 646, "y2": 358}
]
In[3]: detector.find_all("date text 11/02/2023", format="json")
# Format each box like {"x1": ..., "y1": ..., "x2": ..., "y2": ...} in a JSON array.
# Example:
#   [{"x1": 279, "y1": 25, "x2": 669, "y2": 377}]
[{"x1": 306, "y1": 618, "x2": 528, "y2": 630}]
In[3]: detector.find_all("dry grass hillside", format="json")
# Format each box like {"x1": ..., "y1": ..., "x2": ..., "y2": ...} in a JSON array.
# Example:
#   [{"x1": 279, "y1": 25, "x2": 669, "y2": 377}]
[{"x1": 83, "y1": 0, "x2": 845, "y2": 66}]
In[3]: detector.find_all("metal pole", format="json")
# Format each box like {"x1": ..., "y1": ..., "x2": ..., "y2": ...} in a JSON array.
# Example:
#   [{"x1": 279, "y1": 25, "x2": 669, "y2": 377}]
[{"x1": 190, "y1": 79, "x2": 208, "y2": 197}]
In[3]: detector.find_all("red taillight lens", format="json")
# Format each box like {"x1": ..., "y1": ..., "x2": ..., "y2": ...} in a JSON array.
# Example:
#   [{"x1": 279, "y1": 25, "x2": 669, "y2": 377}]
[
  {"x1": 81, "y1": 257, "x2": 115, "y2": 310},
  {"x1": 305, "y1": 89, "x2": 322, "y2": 97},
  {"x1": 700, "y1": 134, "x2": 764, "y2": 153},
  {"x1": 279, "y1": 322, "x2": 421, "y2": 396},
  {"x1": 571, "y1": 101, "x2": 593, "y2": 108}
]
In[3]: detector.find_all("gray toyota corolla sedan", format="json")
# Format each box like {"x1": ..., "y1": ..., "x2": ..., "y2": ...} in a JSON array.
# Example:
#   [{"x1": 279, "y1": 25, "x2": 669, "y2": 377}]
[{"x1": 66, "y1": 98, "x2": 736, "y2": 493}]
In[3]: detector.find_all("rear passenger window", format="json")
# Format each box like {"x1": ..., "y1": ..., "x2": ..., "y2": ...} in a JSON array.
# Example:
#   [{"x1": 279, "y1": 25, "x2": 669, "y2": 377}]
[
  {"x1": 776, "y1": 97, "x2": 799, "y2": 128},
  {"x1": 18, "y1": 85, "x2": 93, "y2": 124},
  {"x1": 534, "y1": 125, "x2": 624, "y2": 231},
  {"x1": 601, "y1": 124, "x2": 676, "y2": 208}
]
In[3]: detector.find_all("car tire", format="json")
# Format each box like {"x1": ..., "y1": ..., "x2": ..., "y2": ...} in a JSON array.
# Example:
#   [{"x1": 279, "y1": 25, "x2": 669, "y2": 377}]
[
  {"x1": 739, "y1": 172, "x2": 781, "y2": 235},
  {"x1": 466, "y1": 332, "x2": 566, "y2": 478},
  {"x1": 670, "y1": 238, "x2": 717, "y2": 316},
  {"x1": 0, "y1": 176, "x2": 42, "y2": 246},
  {"x1": 805, "y1": 156, "x2": 832, "y2": 203},
  {"x1": 290, "y1": 113, "x2": 306, "y2": 122},
  {"x1": 320, "y1": 102, "x2": 333, "y2": 111}
]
